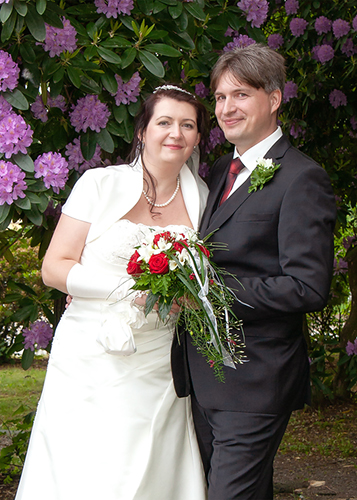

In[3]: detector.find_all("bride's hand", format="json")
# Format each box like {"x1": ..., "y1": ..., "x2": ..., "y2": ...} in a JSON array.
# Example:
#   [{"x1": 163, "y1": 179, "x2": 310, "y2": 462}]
[{"x1": 133, "y1": 294, "x2": 181, "y2": 315}]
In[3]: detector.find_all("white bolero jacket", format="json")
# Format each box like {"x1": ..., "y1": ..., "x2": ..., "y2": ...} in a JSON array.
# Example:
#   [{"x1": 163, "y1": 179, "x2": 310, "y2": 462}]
[{"x1": 62, "y1": 158, "x2": 209, "y2": 243}]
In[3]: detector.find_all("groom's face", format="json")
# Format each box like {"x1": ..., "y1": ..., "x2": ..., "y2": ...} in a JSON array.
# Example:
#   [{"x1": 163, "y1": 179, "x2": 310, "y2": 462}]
[{"x1": 214, "y1": 71, "x2": 281, "y2": 155}]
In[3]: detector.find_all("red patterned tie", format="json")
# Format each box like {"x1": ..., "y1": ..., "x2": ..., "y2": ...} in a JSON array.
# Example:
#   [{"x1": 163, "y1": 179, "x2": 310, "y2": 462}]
[{"x1": 219, "y1": 157, "x2": 245, "y2": 206}]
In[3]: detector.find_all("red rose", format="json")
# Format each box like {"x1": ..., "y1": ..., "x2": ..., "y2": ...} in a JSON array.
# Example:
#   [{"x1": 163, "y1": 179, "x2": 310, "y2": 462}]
[
  {"x1": 173, "y1": 240, "x2": 187, "y2": 253},
  {"x1": 153, "y1": 231, "x2": 172, "y2": 246},
  {"x1": 127, "y1": 250, "x2": 143, "y2": 276},
  {"x1": 197, "y1": 244, "x2": 210, "y2": 257},
  {"x1": 148, "y1": 253, "x2": 169, "y2": 274}
]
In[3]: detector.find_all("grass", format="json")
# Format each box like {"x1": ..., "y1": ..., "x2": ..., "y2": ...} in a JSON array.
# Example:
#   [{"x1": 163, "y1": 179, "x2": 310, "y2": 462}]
[{"x1": 0, "y1": 362, "x2": 46, "y2": 424}]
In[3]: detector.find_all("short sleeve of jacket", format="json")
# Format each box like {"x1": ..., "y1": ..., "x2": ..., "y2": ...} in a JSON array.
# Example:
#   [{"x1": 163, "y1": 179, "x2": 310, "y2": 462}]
[{"x1": 62, "y1": 169, "x2": 104, "y2": 223}]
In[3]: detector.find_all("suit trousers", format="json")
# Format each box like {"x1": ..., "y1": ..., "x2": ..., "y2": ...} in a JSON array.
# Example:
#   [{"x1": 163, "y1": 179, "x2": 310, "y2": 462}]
[{"x1": 191, "y1": 396, "x2": 291, "y2": 500}]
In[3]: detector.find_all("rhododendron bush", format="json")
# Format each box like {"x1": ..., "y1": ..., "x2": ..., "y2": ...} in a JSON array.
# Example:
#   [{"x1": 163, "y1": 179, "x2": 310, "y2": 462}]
[{"x1": 0, "y1": 0, "x2": 356, "y2": 393}]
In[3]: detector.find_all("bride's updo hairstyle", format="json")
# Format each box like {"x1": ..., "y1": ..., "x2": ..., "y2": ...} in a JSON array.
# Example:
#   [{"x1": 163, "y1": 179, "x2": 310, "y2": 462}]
[{"x1": 129, "y1": 85, "x2": 210, "y2": 164}]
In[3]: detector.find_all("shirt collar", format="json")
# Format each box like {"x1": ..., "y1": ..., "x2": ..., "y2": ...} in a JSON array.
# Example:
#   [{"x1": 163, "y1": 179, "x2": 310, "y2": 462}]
[{"x1": 233, "y1": 126, "x2": 283, "y2": 173}]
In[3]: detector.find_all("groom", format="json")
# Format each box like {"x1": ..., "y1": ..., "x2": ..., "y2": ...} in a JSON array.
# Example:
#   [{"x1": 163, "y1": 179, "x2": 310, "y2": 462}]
[{"x1": 172, "y1": 44, "x2": 336, "y2": 499}]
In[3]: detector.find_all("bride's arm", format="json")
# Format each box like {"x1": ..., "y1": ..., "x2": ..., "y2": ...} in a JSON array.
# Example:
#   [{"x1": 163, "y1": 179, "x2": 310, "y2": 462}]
[{"x1": 42, "y1": 214, "x2": 90, "y2": 294}]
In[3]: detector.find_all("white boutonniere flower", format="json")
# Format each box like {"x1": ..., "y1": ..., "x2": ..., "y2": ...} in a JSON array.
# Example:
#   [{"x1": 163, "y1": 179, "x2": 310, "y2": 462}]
[{"x1": 248, "y1": 157, "x2": 280, "y2": 193}]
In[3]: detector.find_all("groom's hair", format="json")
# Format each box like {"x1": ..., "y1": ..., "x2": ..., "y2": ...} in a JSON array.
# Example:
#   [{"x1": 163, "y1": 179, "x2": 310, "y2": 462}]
[{"x1": 211, "y1": 43, "x2": 286, "y2": 96}]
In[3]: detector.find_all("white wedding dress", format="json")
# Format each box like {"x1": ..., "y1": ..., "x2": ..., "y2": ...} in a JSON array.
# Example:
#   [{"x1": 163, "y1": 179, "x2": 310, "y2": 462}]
[{"x1": 15, "y1": 219, "x2": 207, "y2": 500}]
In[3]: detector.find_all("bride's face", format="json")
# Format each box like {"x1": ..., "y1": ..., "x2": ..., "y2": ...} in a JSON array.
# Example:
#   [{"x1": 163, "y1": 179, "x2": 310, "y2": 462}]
[{"x1": 141, "y1": 97, "x2": 201, "y2": 171}]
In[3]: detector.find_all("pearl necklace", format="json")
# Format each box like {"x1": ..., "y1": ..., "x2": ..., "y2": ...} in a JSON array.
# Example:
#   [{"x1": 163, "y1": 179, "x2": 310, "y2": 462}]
[{"x1": 143, "y1": 176, "x2": 180, "y2": 208}]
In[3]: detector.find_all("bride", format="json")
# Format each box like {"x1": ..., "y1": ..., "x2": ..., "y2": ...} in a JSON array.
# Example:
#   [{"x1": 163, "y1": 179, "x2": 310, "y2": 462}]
[{"x1": 15, "y1": 85, "x2": 210, "y2": 500}]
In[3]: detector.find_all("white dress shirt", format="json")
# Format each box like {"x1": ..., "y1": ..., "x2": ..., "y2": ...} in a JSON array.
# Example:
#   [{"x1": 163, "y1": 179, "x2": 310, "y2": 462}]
[{"x1": 227, "y1": 126, "x2": 283, "y2": 198}]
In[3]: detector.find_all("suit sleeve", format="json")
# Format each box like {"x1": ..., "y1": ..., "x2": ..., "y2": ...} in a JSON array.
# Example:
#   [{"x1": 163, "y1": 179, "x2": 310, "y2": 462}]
[{"x1": 225, "y1": 165, "x2": 336, "y2": 322}]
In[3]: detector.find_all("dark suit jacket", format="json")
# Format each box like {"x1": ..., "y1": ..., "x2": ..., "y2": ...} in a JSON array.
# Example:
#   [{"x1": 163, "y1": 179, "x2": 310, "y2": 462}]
[{"x1": 172, "y1": 134, "x2": 336, "y2": 414}]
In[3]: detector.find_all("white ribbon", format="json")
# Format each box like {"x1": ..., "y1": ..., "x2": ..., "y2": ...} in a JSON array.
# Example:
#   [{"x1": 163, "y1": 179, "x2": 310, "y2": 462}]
[{"x1": 189, "y1": 254, "x2": 236, "y2": 369}]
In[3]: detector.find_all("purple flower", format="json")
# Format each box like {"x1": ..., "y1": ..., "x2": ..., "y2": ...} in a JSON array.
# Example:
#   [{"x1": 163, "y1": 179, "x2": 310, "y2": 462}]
[
  {"x1": 31, "y1": 95, "x2": 67, "y2": 122},
  {"x1": 69, "y1": 95, "x2": 110, "y2": 133},
  {"x1": 283, "y1": 81, "x2": 298, "y2": 103},
  {"x1": 198, "y1": 162, "x2": 209, "y2": 178},
  {"x1": 346, "y1": 339, "x2": 357, "y2": 356},
  {"x1": 267, "y1": 34, "x2": 284, "y2": 50},
  {"x1": 111, "y1": 71, "x2": 141, "y2": 106},
  {"x1": 237, "y1": 0, "x2": 268, "y2": 28},
  {"x1": 341, "y1": 38, "x2": 356, "y2": 57},
  {"x1": 0, "y1": 50, "x2": 20, "y2": 92},
  {"x1": 44, "y1": 17, "x2": 77, "y2": 57},
  {"x1": 0, "y1": 160, "x2": 27, "y2": 206},
  {"x1": 94, "y1": 0, "x2": 134, "y2": 18},
  {"x1": 342, "y1": 235, "x2": 356, "y2": 250},
  {"x1": 314, "y1": 44, "x2": 334, "y2": 64},
  {"x1": 0, "y1": 113, "x2": 33, "y2": 158},
  {"x1": 332, "y1": 19, "x2": 350, "y2": 39},
  {"x1": 290, "y1": 123, "x2": 303, "y2": 139},
  {"x1": 353, "y1": 15, "x2": 357, "y2": 32},
  {"x1": 0, "y1": 0, "x2": 11, "y2": 3},
  {"x1": 0, "y1": 95, "x2": 12, "y2": 120},
  {"x1": 65, "y1": 138, "x2": 102, "y2": 173},
  {"x1": 206, "y1": 126, "x2": 226, "y2": 153},
  {"x1": 22, "y1": 320, "x2": 53, "y2": 351},
  {"x1": 44, "y1": 200, "x2": 61, "y2": 222},
  {"x1": 34, "y1": 152, "x2": 69, "y2": 193},
  {"x1": 285, "y1": 0, "x2": 299, "y2": 15},
  {"x1": 333, "y1": 257, "x2": 348, "y2": 275},
  {"x1": 195, "y1": 82, "x2": 209, "y2": 98},
  {"x1": 223, "y1": 35, "x2": 256, "y2": 51},
  {"x1": 225, "y1": 27, "x2": 235, "y2": 37},
  {"x1": 314, "y1": 16, "x2": 332, "y2": 35},
  {"x1": 329, "y1": 89, "x2": 347, "y2": 109},
  {"x1": 290, "y1": 18, "x2": 308, "y2": 37},
  {"x1": 350, "y1": 116, "x2": 357, "y2": 130}
]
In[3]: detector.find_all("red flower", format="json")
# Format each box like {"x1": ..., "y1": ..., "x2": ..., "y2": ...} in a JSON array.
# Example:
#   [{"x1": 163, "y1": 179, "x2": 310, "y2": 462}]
[
  {"x1": 189, "y1": 273, "x2": 196, "y2": 280},
  {"x1": 153, "y1": 231, "x2": 172, "y2": 246},
  {"x1": 173, "y1": 240, "x2": 187, "y2": 253},
  {"x1": 197, "y1": 244, "x2": 210, "y2": 257},
  {"x1": 127, "y1": 250, "x2": 143, "y2": 276},
  {"x1": 148, "y1": 253, "x2": 169, "y2": 274}
]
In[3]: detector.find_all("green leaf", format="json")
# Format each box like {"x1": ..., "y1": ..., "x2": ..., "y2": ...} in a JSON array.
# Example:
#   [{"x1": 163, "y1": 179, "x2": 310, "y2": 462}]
[
  {"x1": 169, "y1": 31, "x2": 195, "y2": 50},
  {"x1": 0, "y1": 204, "x2": 11, "y2": 224},
  {"x1": 1, "y1": 9, "x2": 17, "y2": 42},
  {"x1": 169, "y1": 3, "x2": 183, "y2": 19},
  {"x1": 14, "y1": 197, "x2": 31, "y2": 210},
  {"x1": 145, "y1": 43, "x2": 181, "y2": 57},
  {"x1": 184, "y1": 2, "x2": 206, "y2": 21},
  {"x1": 36, "y1": 0, "x2": 46, "y2": 15},
  {"x1": 106, "y1": 120, "x2": 122, "y2": 136},
  {"x1": 24, "y1": 205, "x2": 43, "y2": 226},
  {"x1": 0, "y1": 0, "x2": 13, "y2": 23},
  {"x1": 52, "y1": 66, "x2": 65, "y2": 84},
  {"x1": 19, "y1": 42, "x2": 36, "y2": 64},
  {"x1": 136, "y1": 0, "x2": 154, "y2": 16},
  {"x1": 14, "y1": 0, "x2": 27, "y2": 17},
  {"x1": 12, "y1": 304, "x2": 38, "y2": 322},
  {"x1": 97, "y1": 46, "x2": 122, "y2": 65},
  {"x1": 22, "y1": 349, "x2": 35, "y2": 371},
  {"x1": 100, "y1": 36, "x2": 131, "y2": 49},
  {"x1": 113, "y1": 105, "x2": 128, "y2": 123},
  {"x1": 42, "y1": 6, "x2": 63, "y2": 29},
  {"x1": 3, "y1": 89, "x2": 29, "y2": 110},
  {"x1": 145, "y1": 292, "x2": 160, "y2": 316},
  {"x1": 101, "y1": 73, "x2": 118, "y2": 94},
  {"x1": 67, "y1": 66, "x2": 82, "y2": 88},
  {"x1": 138, "y1": 50, "x2": 165, "y2": 77},
  {"x1": 96, "y1": 128, "x2": 114, "y2": 153},
  {"x1": 121, "y1": 47, "x2": 137, "y2": 69},
  {"x1": 12, "y1": 153, "x2": 34, "y2": 172},
  {"x1": 25, "y1": 4, "x2": 46, "y2": 41},
  {"x1": 80, "y1": 131, "x2": 97, "y2": 161},
  {"x1": 80, "y1": 76, "x2": 102, "y2": 95}
]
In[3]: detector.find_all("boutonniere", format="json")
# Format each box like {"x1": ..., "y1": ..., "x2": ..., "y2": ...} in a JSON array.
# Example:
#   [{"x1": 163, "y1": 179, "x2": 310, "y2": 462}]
[{"x1": 248, "y1": 157, "x2": 280, "y2": 193}]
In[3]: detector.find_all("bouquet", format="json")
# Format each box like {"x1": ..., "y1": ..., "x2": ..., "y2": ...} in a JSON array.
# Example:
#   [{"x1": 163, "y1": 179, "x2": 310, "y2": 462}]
[{"x1": 126, "y1": 228, "x2": 246, "y2": 381}]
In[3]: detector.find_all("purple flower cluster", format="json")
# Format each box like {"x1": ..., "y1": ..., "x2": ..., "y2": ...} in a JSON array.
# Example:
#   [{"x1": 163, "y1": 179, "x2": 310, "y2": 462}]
[
  {"x1": 31, "y1": 95, "x2": 67, "y2": 123},
  {"x1": 0, "y1": 114, "x2": 33, "y2": 158},
  {"x1": 223, "y1": 35, "x2": 256, "y2": 51},
  {"x1": 0, "y1": 95, "x2": 12, "y2": 120},
  {"x1": 44, "y1": 17, "x2": 77, "y2": 57},
  {"x1": 285, "y1": 0, "x2": 299, "y2": 15},
  {"x1": 267, "y1": 34, "x2": 284, "y2": 50},
  {"x1": 237, "y1": 0, "x2": 268, "y2": 28},
  {"x1": 332, "y1": 19, "x2": 350, "y2": 39},
  {"x1": 198, "y1": 162, "x2": 209, "y2": 178},
  {"x1": 313, "y1": 44, "x2": 334, "y2": 64},
  {"x1": 22, "y1": 320, "x2": 53, "y2": 351},
  {"x1": 353, "y1": 16, "x2": 357, "y2": 32},
  {"x1": 314, "y1": 16, "x2": 332, "y2": 35},
  {"x1": 329, "y1": 89, "x2": 347, "y2": 109},
  {"x1": 34, "y1": 152, "x2": 69, "y2": 193},
  {"x1": 346, "y1": 338, "x2": 357, "y2": 356},
  {"x1": 65, "y1": 138, "x2": 102, "y2": 173},
  {"x1": 350, "y1": 116, "x2": 357, "y2": 130},
  {"x1": 341, "y1": 38, "x2": 356, "y2": 57},
  {"x1": 0, "y1": 160, "x2": 27, "y2": 206},
  {"x1": 283, "y1": 81, "x2": 298, "y2": 103},
  {"x1": 111, "y1": 71, "x2": 141, "y2": 106},
  {"x1": 0, "y1": 0, "x2": 11, "y2": 3},
  {"x1": 206, "y1": 126, "x2": 226, "y2": 153},
  {"x1": 70, "y1": 95, "x2": 110, "y2": 133},
  {"x1": 290, "y1": 123, "x2": 304, "y2": 139},
  {"x1": 195, "y1": 82, "x2": 209, "y2": 98},
  {"x1": 290, "y1": 18, "x2": 308, "y2": 37},
  {"x1": 0, "y1": 50, "x2": 20, "y2": 92},
  {"x1": 333, "y1": 257, "x2": 348, "y2": 275},
  {"x1": 94, "y1": 0, "x2": 134, "y2": 18}
]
